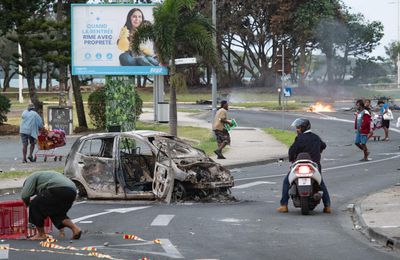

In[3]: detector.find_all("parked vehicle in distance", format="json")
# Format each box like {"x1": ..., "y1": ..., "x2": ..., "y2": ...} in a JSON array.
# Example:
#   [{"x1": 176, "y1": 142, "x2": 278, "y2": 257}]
[{"x1": 64, "y1": 130, "x2": 234, "y2": 201}]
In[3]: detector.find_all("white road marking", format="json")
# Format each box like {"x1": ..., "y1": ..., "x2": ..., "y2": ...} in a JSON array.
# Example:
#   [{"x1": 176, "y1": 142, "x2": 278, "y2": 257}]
[
  {"x1": 159, "y1": 238, "x2": 184, "y2": 258},
  {"x1": 74, "y1": 201, "x2": 87, "y2": 205},
  {"x1": 324, "y1": 155, "x2": 400, "y2": 171},
  {"x1": 79, "y1": 221, "x2": 93, "y2": 224},
  {"x1": 381, "y1": 225, "x2": 400, "y2": 228},
  {"x1": 234, "y1": 155, "x2": 400, "y2": 182},
  {"x1": 93, "y1": 239, "x2": 184, "y2": 258},
  {"x1": 233, "y1": 181, "x2": 276, "y2": 189},
  {"x1": 219, "y1": 218, "x2": 248, "y2": 223},
  {"x1": 235, "y1": 174, "x2": 286, "y2": 181},
  {"x1": 72, "y1": 206, "x2": 150, "y2": 223},
  {"x1": 0, "y1": 244, "x2": 9, "y2": 259},
  {"x1": 151, "y1": 214, "x2": 175, "y2": 226},
  {"x1": 312, "y1": 112, "x2": 400, "y2": 133}
]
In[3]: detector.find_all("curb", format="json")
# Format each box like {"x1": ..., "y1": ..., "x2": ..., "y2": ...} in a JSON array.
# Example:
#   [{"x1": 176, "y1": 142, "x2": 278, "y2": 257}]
[
  {"x1": 352, "y1": 199, "x2": 400, "y2": 252},
  {"x1": 0, "y1": 187, "x2": 21, "y2": 196}
]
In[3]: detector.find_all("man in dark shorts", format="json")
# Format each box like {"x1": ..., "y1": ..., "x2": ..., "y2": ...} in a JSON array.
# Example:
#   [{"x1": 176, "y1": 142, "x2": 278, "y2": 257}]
[
  {"x1": 19, "y1": 104, "x2": 43, "y2": 163},
  {"x1": 21, "y1": 171, "x2": 82, "y2": 240},
  {"x1": 213, "y1": 100, "x2": 233, "y2": 159}
]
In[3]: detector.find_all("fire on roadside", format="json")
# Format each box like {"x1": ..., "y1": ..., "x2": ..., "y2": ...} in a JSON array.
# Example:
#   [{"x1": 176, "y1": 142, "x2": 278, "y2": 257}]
[{"x1": 308, "y1": 102, "x2": 335, "y2": 112}]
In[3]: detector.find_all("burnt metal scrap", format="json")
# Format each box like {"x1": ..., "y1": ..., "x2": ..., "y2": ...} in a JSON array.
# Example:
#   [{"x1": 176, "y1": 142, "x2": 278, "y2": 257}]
[{"x1": 64, "y1": 131, "x2": 234, "y2": 202}]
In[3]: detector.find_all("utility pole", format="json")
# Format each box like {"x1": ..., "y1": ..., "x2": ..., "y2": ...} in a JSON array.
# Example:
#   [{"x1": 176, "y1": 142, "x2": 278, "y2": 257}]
[
  {"x1": 391, "y1": 0, "x2": 400, "y2": 88},
  {"x1": 397, "y1": 0, "x2": 400, "y2": 88},
  {"x1": 211, "y1": 0, "x2": 218, "y2": 124}
]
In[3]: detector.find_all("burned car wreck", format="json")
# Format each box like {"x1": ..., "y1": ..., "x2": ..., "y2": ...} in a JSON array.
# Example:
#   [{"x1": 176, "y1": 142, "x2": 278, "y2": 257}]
[{"x1": 64, "y1": 130, "x2": 234, "y2": 201}]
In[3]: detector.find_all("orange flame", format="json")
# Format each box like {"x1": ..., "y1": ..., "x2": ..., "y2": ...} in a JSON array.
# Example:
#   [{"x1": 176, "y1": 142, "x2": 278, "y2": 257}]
[{"x1": 308, "y1": 102, "x2": 334, "y2": 112}]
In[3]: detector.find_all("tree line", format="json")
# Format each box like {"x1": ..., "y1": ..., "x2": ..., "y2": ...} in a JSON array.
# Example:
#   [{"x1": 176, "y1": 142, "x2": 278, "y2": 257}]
[{"x1": 0, "y1": 0, "x2": 393, "y2": 132}]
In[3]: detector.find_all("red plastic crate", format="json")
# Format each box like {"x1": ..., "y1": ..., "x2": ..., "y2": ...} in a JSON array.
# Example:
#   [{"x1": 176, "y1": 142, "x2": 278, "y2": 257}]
[{"x1": 0, "y1": 200, "x2": 52, "y2": 239}]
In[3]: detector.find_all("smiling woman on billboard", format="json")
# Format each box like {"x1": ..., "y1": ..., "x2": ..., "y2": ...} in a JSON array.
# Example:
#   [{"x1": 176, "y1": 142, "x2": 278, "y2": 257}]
[{"x1": 117, "y1": 8, "x2": 159, "y2": 66}]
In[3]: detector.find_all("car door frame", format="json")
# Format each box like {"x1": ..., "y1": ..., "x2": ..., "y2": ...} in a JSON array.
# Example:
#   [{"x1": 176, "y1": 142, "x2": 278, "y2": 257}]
[{"x1": 115, "y1": 133, "x2": 155, "y2": 199}]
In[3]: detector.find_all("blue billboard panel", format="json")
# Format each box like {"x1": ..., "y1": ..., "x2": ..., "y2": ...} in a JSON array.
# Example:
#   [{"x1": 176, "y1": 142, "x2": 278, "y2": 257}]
[{"x1": 71, "y1": 4, "x2": 168, "y2": 75}]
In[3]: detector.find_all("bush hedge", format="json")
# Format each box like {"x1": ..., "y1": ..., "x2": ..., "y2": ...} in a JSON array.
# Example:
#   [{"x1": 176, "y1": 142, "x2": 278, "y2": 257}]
[
  {"x1": 0, "y1": 94, "x2": 11, "y2": 125},
  {"x1": 88, "y1": 87, "x2": 106, "y2": 129}
]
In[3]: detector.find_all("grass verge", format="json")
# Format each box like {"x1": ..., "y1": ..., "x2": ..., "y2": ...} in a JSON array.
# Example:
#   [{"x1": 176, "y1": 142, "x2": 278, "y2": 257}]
[
  {"x1": 263, "y1": 128, "x2": 296, "y2": 147},
  {"x1": 136, "y1": 121, "x2": 216, "y2": 155},
  {"x1": 233, "y1": 101, "x2": 306, "y2": 110},
  {"x1": 0, "y1": 167, "x2": 65, "y2": 179}
]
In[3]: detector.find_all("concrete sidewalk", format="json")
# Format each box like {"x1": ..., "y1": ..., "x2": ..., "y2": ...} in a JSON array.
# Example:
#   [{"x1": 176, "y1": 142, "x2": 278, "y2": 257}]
[
  {"x1": 140, "y1": 109, "x2": 287, "y2": 167},
  {"x1": 353, "y1": 185, "x2": 400, "y2": 252},
  {"x1": 0, "y1": 110, "x2": 287, "y2": 193}
]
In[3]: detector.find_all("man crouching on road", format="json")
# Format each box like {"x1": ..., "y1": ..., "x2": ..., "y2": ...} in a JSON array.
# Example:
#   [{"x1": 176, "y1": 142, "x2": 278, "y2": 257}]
[
  {"x1": 21, "y1": 171, "x2": 82, "y2": 240},
  {"x1": 354, "y1": 99, "x2": 371, "y2": 161},
  {"x1": 276, "y1": 118, "x2": 331, "y2": 214},
  {"x1": 213, "y1": 100, "x2": 233, "y2": 159}
]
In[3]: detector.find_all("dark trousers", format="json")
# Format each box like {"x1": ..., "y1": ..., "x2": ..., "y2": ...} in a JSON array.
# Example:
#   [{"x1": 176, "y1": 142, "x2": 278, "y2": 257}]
[
  {"x1": 280, "y1": 172, "x2": 331, "y2": 207},
  {"x1": 29, "y1": 187, "x2": 77, "y2": 229}
]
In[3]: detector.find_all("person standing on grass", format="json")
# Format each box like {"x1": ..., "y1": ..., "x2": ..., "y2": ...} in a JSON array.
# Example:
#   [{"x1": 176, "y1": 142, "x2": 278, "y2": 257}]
[
  {"x1": 354, "y1": 99, "x2": 372, "y2": 161},
  {"x1": 213, "y1": 100, "x2": 233, "y2": 159},
  {"x1": 19, "y1": 104, "x2": 43, "y2": 163},
  {"x1": 21, "y1": 171, "x2": 82, "y2": 240}
]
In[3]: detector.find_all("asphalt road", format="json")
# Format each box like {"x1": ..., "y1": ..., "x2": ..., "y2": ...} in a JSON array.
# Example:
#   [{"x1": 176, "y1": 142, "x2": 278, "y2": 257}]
[{"x1": 1, "y1": 109, "x2": 400, "y2": 259}]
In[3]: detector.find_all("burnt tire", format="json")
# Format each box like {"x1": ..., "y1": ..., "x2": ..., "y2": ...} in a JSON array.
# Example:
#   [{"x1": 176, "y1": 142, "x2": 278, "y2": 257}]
[
  {"x1": 74, "y1": 181, "x2": 87, "y2": 199},
  {"x1": 172, "y1": 181, "x2": 186, "y2": 202},
  {"x1": 300, "y1": 197, "x2": 310, "y2": 215}
]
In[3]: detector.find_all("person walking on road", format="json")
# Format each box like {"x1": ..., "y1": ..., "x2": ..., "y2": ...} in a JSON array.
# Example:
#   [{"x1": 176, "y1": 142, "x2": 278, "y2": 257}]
[
  {"x1": 378, "y1": 100, "x2": 390, "y2": 141},
  {"x1": 21, "y1": 171, "x2": 82, "y2": 240},
  {"x1": 365, "y1": 99, "x2": 375, "y2": 140},
  {"x1": 276, "y1": 118, "x2": 331, "y2": 214},
  {"x1": 354, "y1": 99, "x2": 371, "y2": 161},
  {"x1": 213, "y1": 100, "x2": 233, "y2": 159},
  {"x1": 19, "y1": 104, "x2": 43, "y2": 163}
]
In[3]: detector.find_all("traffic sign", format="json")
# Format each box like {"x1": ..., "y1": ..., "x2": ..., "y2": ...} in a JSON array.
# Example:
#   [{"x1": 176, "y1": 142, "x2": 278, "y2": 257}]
[
  {"x1": 283, "y1": 87, "x2": 292, "y2": 97},
  {"x1": 174, "y1": 57, "x2": 197, "y2": 65}
]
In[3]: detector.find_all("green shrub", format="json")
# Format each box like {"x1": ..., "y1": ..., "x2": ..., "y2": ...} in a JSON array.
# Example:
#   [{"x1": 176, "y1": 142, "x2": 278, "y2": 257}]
[
  {"x1": 0, "y1": 94, "x2": 11, "y2": 124},
  {"x1": 134, "y1": 91, "x2": 143, "y2": 119},
  {"x1": 105, "y1": 78, "x2": 143, "y2": 131},
  {"x1": 88, "y1": 88, "x2": 106, "y2": 129}
]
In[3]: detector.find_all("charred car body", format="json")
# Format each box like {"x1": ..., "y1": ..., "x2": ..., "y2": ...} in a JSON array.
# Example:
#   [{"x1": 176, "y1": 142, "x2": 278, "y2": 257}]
[{"x1": 64, "y1": 130, "x2": 234, "y2": 201}]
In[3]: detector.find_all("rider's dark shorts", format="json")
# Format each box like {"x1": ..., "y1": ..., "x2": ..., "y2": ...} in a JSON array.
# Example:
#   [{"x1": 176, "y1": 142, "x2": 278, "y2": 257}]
[
  {"x1": 20, "y1": 134, "x2": 35, "y2": 146},
  {"x1": 214, "y1": 129, "x2": 231, "y2": 146}
]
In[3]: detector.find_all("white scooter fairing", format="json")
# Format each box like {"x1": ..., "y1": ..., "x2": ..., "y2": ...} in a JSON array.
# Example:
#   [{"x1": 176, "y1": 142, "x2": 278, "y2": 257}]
[{"x1": 288, "y1": 159, "x2": 322, "y2": 185}]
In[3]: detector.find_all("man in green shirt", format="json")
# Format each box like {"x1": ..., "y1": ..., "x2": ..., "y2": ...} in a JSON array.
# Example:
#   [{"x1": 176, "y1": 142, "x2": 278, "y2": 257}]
[
  {"x1": 21, "y1": 171, "x2": 81, "y2": 240},
  {"x1": 212, "y1": 100, "x2": 233, "y2": 159}
]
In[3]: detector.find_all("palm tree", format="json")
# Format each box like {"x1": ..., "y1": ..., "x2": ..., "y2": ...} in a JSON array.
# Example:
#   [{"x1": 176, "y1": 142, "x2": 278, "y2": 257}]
[{"x1": 132, "y1": 0, "x2": 216, "y2": 136}]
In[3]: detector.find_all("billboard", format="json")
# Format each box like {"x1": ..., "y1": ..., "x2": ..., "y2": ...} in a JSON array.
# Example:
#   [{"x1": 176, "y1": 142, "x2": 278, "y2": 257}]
[{"x1": 71, "y1": 4, "x2": 168, "y2": 76}]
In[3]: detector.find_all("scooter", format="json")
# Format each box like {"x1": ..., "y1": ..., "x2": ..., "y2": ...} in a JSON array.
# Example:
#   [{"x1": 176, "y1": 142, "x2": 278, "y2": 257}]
[{"x1": 288, "y1": 153, "x2": 322, "y2": 215}]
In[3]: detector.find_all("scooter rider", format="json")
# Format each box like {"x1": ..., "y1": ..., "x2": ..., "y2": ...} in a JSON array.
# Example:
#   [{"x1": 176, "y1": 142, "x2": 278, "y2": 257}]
[{"x1": 276, "y1": 118, "x2": 332, "y2": 214}]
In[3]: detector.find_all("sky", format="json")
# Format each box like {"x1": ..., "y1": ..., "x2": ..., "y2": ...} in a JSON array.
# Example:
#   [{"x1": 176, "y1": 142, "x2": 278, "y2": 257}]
[{"x1": 343, "y1": 0, "x2": 398, "y2": 57}]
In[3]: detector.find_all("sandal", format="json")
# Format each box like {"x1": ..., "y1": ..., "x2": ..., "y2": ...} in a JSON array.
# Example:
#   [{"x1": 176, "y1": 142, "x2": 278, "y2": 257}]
[{"x1": 72, "y1": 230, "x2": 82, "y2": 240}]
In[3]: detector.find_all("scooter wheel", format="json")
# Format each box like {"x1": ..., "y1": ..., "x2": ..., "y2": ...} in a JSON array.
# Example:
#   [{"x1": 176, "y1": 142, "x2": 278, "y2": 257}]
[{"x1": 300, "y1": 197, "x2": 310, "y2": 215}]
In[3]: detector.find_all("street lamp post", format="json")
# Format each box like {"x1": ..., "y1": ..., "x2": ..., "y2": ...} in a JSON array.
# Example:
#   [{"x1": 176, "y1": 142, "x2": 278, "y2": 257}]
[
  {"x1": 389, "y1": 0, "x2": 400, "y2": 88},
  {"x1": 397, "y1": 0, "x2": 400, "y2": 88}
]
